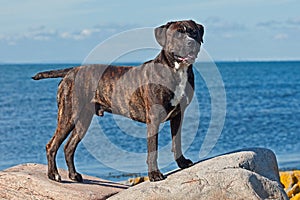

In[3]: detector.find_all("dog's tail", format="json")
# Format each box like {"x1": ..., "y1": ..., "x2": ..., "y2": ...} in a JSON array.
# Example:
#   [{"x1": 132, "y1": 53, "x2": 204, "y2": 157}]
[{"x1": 32, "y1": 67, "x2": 73, "y2": 80}]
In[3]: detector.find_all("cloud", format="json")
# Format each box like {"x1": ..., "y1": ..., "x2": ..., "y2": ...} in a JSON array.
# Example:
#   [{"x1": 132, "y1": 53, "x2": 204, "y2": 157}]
[
  {"x1": 274, "y1": 33, "x2": 288, "y2": 40},
  {"x1": 0, "y1": 24, "x2": 139, "y2": 44},
  {"x1": 59, "y1": 23, "x2": 139, "y2": 40},
  {"x1": 222, "y1": 33, "x2": 235, "y2": 39},
  {"x1": 286, "y1": 18, "x2": 300, "y2": 26},
  {"x1": 257, "y1": 20, "x2": 280, "y2": 29},
  {"x1": 203, "y1": 17, "x2": 246, "y2": 32},
  {"x1": 24, "y1": 26, "x2": 57, "y2": 41},
  {"x1": 257, "y1": 18, "x2": 300, "y2": 29},
  {"x1": 0, "y1": 26, "x2": 58, "y2": 44},
  {"x1": 60, "y1": 28, "x2": 100, "y2": 40}
]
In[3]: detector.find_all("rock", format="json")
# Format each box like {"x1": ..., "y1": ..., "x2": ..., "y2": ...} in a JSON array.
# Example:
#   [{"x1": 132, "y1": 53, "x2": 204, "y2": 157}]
[
  {"x1": 280, "y1": 170, "x2": 300, "y2": 199},
  {"x1": 109, "y1": 148, "x2": 288, "y2": 200},
  {"x1": 0, "y1": 163, "x2": 128, "y2": 200}
]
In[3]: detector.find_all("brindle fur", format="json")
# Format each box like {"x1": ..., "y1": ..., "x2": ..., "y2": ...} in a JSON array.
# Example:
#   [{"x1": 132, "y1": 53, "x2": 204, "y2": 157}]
[{"x1": 32, "y1": 20, "x2": 204, "y2": 182}]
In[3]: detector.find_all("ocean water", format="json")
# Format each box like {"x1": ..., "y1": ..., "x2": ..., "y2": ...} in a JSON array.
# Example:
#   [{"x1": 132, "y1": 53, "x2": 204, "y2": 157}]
[{"x1": 0, "y1": 61, "x2": 299, "y2": 181}]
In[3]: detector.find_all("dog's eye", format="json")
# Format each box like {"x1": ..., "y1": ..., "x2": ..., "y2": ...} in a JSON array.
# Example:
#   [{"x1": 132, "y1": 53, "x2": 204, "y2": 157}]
[
  {"x1": 175, "y1": 30, "x2": 185, "y2": 38},
  {"x1": 177, "y1": 29, "x2": 185, "y2": 34},
  {"x1": 177, "y1": 25, "x2": 187, "y2": 33},
  {"x1": 188, "y1": 29, "x2": 198, "y2": 38}
]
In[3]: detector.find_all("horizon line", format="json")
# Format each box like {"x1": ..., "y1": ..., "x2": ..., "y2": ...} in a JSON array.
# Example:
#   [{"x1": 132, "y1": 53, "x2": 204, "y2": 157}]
[{"x1": 1, "y1": 58, "x2": 300, "y2": 65}]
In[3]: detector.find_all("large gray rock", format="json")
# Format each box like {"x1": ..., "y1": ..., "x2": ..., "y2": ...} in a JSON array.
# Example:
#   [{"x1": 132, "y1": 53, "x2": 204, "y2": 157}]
[
  {"x1": 0, "y1": 163, "x2": 127, "y2": 200},
  {"x1": 109, "y1": 148, "x2": 288, "y2": 200}
]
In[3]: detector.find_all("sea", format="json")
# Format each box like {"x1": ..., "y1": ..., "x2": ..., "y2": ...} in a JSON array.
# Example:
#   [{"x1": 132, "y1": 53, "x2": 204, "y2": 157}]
[{"x1": 0, "y1": 61, "x2": 299, "y2": 182}]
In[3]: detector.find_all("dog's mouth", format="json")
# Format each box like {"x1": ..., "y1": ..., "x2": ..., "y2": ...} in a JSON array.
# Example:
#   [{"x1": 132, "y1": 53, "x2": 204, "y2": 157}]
[{"x1": 174, "y1": 53, "x2": 197, "y2": 64}]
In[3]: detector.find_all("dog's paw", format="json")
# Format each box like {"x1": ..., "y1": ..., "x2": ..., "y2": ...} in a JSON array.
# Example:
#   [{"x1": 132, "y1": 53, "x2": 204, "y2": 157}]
[
  {"x1": 69, "y1": 172, "x2": 83, "y2": 182},
  {"x1": 148, "y1": 171, "x2": 165, "y2": 182},
  {"x1": 48, "y1": 172, "x2": 62, "y2": 182},
  {"x1": 176, "y1": 155, "x2": 193, "y2": 169}
]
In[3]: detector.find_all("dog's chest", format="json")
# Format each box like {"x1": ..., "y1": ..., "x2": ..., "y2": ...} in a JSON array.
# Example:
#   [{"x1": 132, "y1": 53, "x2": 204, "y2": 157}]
[{"x1": 170, "y1": 66, "x2": 188, "y2": 106}]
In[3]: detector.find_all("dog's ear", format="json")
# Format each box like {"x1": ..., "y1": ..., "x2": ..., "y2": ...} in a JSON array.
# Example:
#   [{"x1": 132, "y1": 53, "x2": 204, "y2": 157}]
[
  {"x1": 154, "y1": 22, "x2": 173, "y2": 47},
  {"x1": 196, "y1": 23, "x2": 204, "y2": 43}
]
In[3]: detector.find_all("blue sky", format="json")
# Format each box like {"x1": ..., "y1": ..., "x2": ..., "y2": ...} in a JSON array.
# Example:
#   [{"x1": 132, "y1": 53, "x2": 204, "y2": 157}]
[{"x1": 0, "y1": 0, "x2": 299, "y2": 63}]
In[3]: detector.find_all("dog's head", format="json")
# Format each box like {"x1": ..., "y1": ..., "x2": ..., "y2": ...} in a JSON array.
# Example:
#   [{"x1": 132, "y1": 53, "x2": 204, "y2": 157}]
[{"x1": 155, "y1": 20, "x2": 204, "y2": 67}]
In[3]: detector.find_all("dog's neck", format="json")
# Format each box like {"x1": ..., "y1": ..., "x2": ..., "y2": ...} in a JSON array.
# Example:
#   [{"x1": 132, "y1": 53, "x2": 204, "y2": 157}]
[{"x1": 154, "y1": 50, "x2": 192, "y2": 70}]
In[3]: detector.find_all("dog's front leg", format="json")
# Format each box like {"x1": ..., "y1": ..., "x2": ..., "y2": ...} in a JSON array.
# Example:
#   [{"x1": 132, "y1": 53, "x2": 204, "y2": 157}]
[
  {"x1": 147, "y1": 121, "x2": 164, "y2": 181},
  {"x1": 170, "y1": 112, "x2": 193, "y2": 169}
]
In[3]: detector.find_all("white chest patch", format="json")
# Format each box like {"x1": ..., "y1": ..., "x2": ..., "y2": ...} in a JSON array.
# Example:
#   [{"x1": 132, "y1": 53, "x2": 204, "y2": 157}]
[
  {"x1": 171, "y1": 66, "x2": 188, "y2": 106},
  {"x1": 174, "y1": 62, "x2": 181, "y2": 70}
]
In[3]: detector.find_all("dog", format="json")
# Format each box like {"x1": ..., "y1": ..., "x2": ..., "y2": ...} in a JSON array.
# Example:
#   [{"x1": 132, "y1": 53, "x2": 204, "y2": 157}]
[{"x1": 32, "y1": 20, "x2": 204, "y2": 182}]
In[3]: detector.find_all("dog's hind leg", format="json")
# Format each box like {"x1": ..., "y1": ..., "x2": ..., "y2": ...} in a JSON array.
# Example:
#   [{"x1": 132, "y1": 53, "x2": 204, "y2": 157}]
[
  {"x1": 46, "y1": 114, "x2": 75, "y2": 182},
  {"x1": 46, "y1": 79, "x2": 75, "y2": 182},
  {"x1": 64, "y1": 108, "x2": 93, "y2": 182}
]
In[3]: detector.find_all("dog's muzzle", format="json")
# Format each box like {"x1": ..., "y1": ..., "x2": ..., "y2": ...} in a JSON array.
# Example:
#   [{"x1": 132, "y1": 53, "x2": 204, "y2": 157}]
[{"x1": 173, "y1": 36, "x2": 200, "y2": 65}]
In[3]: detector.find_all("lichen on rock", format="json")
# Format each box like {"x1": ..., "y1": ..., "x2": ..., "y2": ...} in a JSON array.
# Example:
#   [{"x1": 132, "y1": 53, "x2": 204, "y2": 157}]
[{"x1": 280, "y1": 170, "x2": 300, "y2": 200}]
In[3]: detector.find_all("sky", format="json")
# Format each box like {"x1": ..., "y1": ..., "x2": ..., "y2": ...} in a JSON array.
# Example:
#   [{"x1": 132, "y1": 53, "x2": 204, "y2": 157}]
[{"x1": 0, "y1": 0, "x2": 299, "y2": 63}]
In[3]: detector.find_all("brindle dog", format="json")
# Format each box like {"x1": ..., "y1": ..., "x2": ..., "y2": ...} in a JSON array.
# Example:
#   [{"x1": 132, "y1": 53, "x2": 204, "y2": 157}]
[{"x1": 32, "y1": 20, "x2": 204, "y2": 182}]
